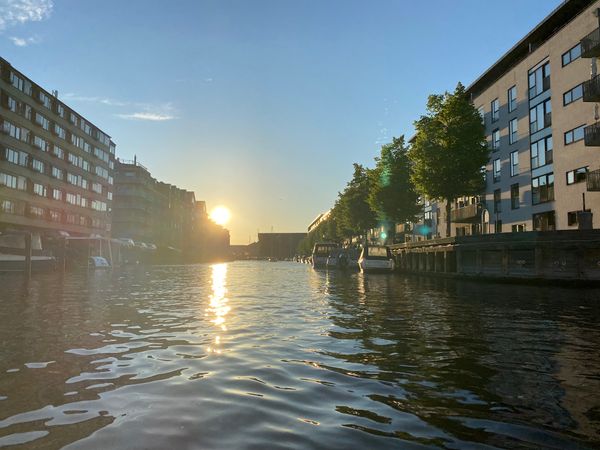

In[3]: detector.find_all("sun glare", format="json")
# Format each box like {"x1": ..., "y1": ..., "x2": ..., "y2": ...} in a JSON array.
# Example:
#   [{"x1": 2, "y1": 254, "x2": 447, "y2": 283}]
[{"x1": 210, "y1": 206, "x2": 231, "y2": 226}]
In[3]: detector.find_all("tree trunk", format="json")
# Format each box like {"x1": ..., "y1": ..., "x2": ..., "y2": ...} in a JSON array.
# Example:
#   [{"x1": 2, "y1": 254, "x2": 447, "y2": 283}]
[{"x1": 445, "y1": 199, "x2": 452, "y2": 238}]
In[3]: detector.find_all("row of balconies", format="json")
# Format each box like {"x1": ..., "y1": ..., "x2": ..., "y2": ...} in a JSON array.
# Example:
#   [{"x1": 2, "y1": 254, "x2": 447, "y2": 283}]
[{"x1": 582, "y1": 26, "x2": 600, "y2": 147}]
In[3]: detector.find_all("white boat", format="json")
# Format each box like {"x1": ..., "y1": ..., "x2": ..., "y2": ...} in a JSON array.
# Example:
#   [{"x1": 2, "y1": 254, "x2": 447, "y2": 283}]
[
  {"x1": 358, "y1": 245, "x2": 395, "y2": 273},
  {"x1": 311, "y1": 242, "x2": 338, "y2": 269}
]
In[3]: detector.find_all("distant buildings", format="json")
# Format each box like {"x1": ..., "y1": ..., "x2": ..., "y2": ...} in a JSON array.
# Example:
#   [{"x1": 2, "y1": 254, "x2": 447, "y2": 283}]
[
  {"x1": 113, "y1": 158, "x2": 229, "y2": 261},
  {"x1": 0, "y1": 57, "x2": 115, "y2": 237},
  {"x1": 258, "y1": 233, "x2": 307, "y2": 259}
]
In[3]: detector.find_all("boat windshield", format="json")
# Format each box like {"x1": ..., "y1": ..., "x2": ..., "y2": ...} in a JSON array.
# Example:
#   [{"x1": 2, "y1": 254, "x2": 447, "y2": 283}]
[{"x1": 367, "y1": 247, "x2": 389, "y2": 258}]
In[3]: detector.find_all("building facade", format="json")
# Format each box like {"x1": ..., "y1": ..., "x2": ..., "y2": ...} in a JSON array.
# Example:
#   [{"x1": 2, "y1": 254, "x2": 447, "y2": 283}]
[
  {"x1": 0, "y1": 58, "x2": 115, "y2": 237},
  {"x1": 469, "y1": 0, "x2": 599, "y2": 233}
]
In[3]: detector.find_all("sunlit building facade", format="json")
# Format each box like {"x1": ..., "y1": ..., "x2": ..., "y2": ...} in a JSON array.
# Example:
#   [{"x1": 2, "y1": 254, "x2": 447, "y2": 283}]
[{"x1": 0, "y1": 57, "x2": 115, "y2": 237}]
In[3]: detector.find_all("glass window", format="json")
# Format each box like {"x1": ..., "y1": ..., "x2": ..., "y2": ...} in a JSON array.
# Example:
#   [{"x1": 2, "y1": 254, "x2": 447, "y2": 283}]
[
  {"x1": 532, "y1": 173, "x2": 554, "y2": 204},
  {"x1": 508, "y1": 86, "x2": 517, "y2": 112},
  {"x1": 511, "y1": 184, "x2": 519, "y2": 209},
  {"x1": 509, "y1": 118, "x2": 518, "y2": 144},
  {"x1": 566, "y1": 167, "x2": 588, "y2": 185},
  {"x1": 529, "y1": 99, "x2": 551, "y2": 134},
  {"x1": 562, "y1": 43, "x2": 582, "y2": 67},
  {"x1": 493, "y1": 158, "x2": 501, "y2": 182},
  {"x1": 491, "y1": 98, "x2": 500, "y2": 122},
  {"x1": 510, "y1": 150, "x2": 519, "y2": 176},
  {"x1": 528, "y1": 62, "x2": 550, "y2": 99},
  {"x1": 563, "y1": 84, "x2": 583, "y2": 106},
  {"x1": 564, "y1": 125, "x2": 586, "y2": 145},
  {"x1": 492, "y1": 129, "x2": 500, "y2": 151}
]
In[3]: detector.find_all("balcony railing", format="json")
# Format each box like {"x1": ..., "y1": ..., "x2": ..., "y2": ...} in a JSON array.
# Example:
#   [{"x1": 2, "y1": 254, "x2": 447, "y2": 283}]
[
  {"x1": 588, "y1": 169, "x2": 600, "y2": 192},
  {"x1": 581, "y1": 27, "x2": 600, "y2": 58},
  {"x1": 450, "y1": 203, "x2": 480, "y2": 223},
  {"x1": 584, "y1": 122, "x2": 600, "y2": 146},
  {"x1": 583, "y1": 75, "x2": 600, "y2": 102}
]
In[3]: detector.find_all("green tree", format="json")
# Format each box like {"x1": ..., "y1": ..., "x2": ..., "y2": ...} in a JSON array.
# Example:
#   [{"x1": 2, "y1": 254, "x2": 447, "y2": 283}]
[
  {"x1": 337, "y1": 164, "x2": 377, "y2": 240},
  {"x1": 409, "y1": 83, "x2": 488, "y2": 237},
  {"x1": 368, "y1": 136, "x2": 420, "y2": 235}
]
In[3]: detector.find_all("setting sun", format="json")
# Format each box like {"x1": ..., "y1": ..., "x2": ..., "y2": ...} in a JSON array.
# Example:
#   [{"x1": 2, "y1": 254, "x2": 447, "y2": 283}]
[{"x1": 210, "y1": 206, "x2": 231, "y2": 226}]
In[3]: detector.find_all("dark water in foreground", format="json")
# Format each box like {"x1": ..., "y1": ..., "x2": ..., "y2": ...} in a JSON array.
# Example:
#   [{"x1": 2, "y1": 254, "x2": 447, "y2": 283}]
[{"x1": 1, "y1": 262, "x2": 599, "y2": 449}]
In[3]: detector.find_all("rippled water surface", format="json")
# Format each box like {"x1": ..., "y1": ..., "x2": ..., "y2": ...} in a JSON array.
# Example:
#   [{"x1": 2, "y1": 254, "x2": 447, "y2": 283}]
[{"x1": 1, "y1": 261, "x2": 600, "y2": 449}]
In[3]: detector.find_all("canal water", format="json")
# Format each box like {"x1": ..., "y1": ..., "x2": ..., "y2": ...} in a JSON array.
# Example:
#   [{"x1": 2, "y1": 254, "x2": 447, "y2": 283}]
[{"x1": 1, "y1": 261, "x2": 599, "y2": 449}]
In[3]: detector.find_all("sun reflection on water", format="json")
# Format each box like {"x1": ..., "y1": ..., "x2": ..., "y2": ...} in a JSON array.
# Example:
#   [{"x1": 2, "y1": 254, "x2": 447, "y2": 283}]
[{"x1": 206, "y1": 263, "x2": 230, "y2": 354}]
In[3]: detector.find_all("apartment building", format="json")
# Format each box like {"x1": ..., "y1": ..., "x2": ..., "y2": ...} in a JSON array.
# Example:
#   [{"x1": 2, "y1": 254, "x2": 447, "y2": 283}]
[
  {"x1": 0, "y1": 58, "x2": 115, "y2": 237},
  {"x1": 467, "y1": 0, "x2": 600, "y2": 233}
]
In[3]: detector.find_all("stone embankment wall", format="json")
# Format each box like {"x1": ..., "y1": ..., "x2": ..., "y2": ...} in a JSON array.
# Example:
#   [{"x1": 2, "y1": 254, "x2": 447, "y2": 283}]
[{"x1": 391, "y1": 231, "x2": 600, "y2": 282}]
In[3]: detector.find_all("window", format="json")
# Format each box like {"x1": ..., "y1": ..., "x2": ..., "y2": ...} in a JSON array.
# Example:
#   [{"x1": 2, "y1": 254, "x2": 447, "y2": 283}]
[
  {"x1": 54, "y1": 124, "x2": 66, "y2": 139},
  {"x1": 35, "y1": 113, "x2": 50, "y2": 130},
  {"x1": 49, "y1": 210, "x2": 61, "y2": 222},
  {"x1": 495, "y1": 220, "x2": 502, "y2": 233},
  {"x1": 3, "y1": 120, "x2": 21, "y2": 140},
  {"x1": 53, "y1": 145, "x2": 64, "y2": 159},
  {"x1": 562, "y1": 43, "x2": 582, "y2": 67},
  {"x1": 67, "y1": 173, "x2": 78, "y2": 185},
  {"x1": 493, "y1": 159, "x2": 501, "y2": 182},
  {"x1": 52, "y1": 188, "x2": 63, "y2": 201},
  {"x1": 508, "y1": 86, "x2": 517, "y2": 112},
  {"x1": 66, "y1": 192, "x2": 78, "y2": 205},
  {"x1": 66, "y1": 214, "x2": 76, "y2": 224},
  {"x1": 563, "y1": 84, "x2": 583, "y2": 106},
  {"x1": 566, "y1": 166, "x2": 588, "y2": 185},
  {"x1": 70, "y1": 113, "x2": 78, "y2": 126},
  {"x1": 57, "y1": 104, "x2": 65, "y2": 118},
  {"x1": 39, "y1": 91, "x2": 51, "y2": 109},
  {"x1": 510, "y1": 150, "x2": 519, "y2": 176},
  {"x1": 0, "y1": 173, "x2": 26, "y2": 190},
  {"x1": 33, "y1": 136, "x2": 48, "y2": 151},
  {"x1": 564, "y1": 125, "x2": 585, "y2": 145},
  {"x1": 1, "y1": 199, "x2": 15, "y2": 214},
  {"x1": 92, "y1": 182, "x2": 103, "y2": 194},
  {"x1": 5, "y1": 148, "x2": 28, "y2": 167},
  {"x1": 530, "y1": 136, "x2": 553, "y2": 169},
  {"x1": 532, "y1": 173, "x2": 554, "y2": 204},
  {"x1": 512, "y1": 224, "x2": 526, "y2": 232},
  {"x1": 107, "y1": 191, "x2": 113, "y2": 201},
  {"x1": 510, "y1": 183, "x2": 519, "y2": 209},
  {"x1": 29, "y1": 205, "x2": 45, "y2": 218},
  {"x1": 477, "y1": 106, "x2": 485, "y2": 124},
  {"x1": 528, "y1": 62, "x2": 550, "y2": 99},
  {"x1": 529, "y1": 99, "x2": 551, "y2": 133},
  {"x1": 492, "y1": 129, "x2": 500, "y2": 151},
  {"x1": 31, "y1": 159, "x2": 45, "y2": 173},
  {"x1": 509, "y1": 118, "x2": 518, "y2": 144},
  {"x1": 493, "y1": 189, "x2": 501, "y2": 213},
  {"x1": 33, "y1": 183, "x2": 47, "y2": 197},
  {"x1": 491, "y1": 98, "x2": 500, "y2": 122},
  {"x1": 52, "y1": 167, "x2": 63, "y2": 179},
  {"x1": 7, "y1": 96, "x2": 17, "y2": 112},
  {"x1": 533, "y1": 211, "x2": 555, "y2": 231},
  {"x1": 10, "y1": 72, "x2": 31, "y2": 94}
]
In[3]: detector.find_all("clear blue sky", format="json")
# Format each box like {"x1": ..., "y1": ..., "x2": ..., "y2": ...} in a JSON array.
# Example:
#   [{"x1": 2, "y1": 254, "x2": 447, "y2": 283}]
[{"x1": 1, "y1": 0, "x2": 562, "y2": 244}]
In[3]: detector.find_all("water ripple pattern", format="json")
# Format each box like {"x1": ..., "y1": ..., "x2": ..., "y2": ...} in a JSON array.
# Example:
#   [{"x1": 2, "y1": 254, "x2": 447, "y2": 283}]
[{"x1": 0, "y1": 261, "x2": 599, "y2": 449}]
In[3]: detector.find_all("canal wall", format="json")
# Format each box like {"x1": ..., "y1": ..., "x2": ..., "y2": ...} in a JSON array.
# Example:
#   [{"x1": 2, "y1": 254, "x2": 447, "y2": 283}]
[{"x1": 390, "y1": 230, "x2": 600, "y2": 283}]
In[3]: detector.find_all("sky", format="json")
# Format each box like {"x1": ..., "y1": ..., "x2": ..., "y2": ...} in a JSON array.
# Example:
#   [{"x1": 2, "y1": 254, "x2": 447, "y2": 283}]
[{"x1": 0, "y1": 0, "x2": 563, "y2": 244}]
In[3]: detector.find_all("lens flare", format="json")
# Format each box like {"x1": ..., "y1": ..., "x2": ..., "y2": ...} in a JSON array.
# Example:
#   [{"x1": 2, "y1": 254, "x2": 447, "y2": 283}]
[{"x1": 210, "y1": 206, "x2": 231, "y2": 225}]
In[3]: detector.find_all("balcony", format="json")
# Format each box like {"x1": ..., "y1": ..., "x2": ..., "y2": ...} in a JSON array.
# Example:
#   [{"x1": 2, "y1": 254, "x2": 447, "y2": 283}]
[
  {"x1": 581, "y1": 27, "x2": 600, "y2": 58},
  {"x1": 584, "y1": 122, "x2": 600, "y2": 146},
  {"x1": 588, "y1": 169, "x2": 600, "y2": 192},
  {"x1": 451, "y1": 203, "x2": 480, "y2": 223},
  {"x1": 583, "y1": 75, "x2": 600, "y2": 102}
]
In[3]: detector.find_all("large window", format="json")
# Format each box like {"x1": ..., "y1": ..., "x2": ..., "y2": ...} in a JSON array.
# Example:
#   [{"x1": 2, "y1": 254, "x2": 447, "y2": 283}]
[
  {"x1": 31, "y1": 159, "x2": 45, "y2": 173},
  {"x1": 35, "y1": 113, "x2": 50, "y2": 130},
  {"x1": 492, "y1": 129, "x2": 500, "y2": 151},
  {"x1": 528, "y1": 62, "x2": 550, "y2": 99},
  {"x1": 532, "y1": 173, "x2": 554, "y2": 205},
  {"x1": 5, "y1": 148, "x2": 27, "y2": 167},
  {"x1": 511, "y1": 183, "x2": 519, "y2": 209},
  {"x1": 493, "y1": 189, "x2": 501, "y2": 213},
  {"x1": 510, "y1": 150, "x2": 519, "y2": 176},
  {"x1": 493, "y1": 159, "x2": 501, "y2": 182},
  {"x1": 509, "y1": 118, "x2": 518, "y2": 144},
  {"x1": 529, "y1": 99, "x2": 551, "y2": 133},
  {"x1": 530, "y1": 136, "x2": 552, "y2": 169},
  {"x1": 508, "y1": 86, "x2": 517, "y2": 112},
  {"x1": 533, "y1": 211, "x2": 555, "y2": 231},
  {"x1": 563, "y1": 84, "x2": 583, "y2": 106},
  {"x1": 491, "y1": 98, "x2": 500, "y2": 122},
  {"x1": 566, "y1": 166, "x2": 588, "y2": 185},
  {"x1": 564, "y1": 125, "x2": 585, "y2": 145},
  {"x1": 562, "y1": 43, "x2": 582, "y2": 67}
]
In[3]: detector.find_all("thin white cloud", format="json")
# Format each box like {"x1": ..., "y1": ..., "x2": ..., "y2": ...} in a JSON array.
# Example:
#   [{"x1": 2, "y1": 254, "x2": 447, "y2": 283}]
[
  {"x1": 9, "y1": 35, "x2": 40, "y2": 46},
  {"x1": 0, "y1": 0, "x2": 53, "y2": 31},
  {"x1": 117, "y1": 112, "x2": 175, "y2": 121},
  {"x1": 62, "y1": 93, "x2": 129, "y2": 107}
]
